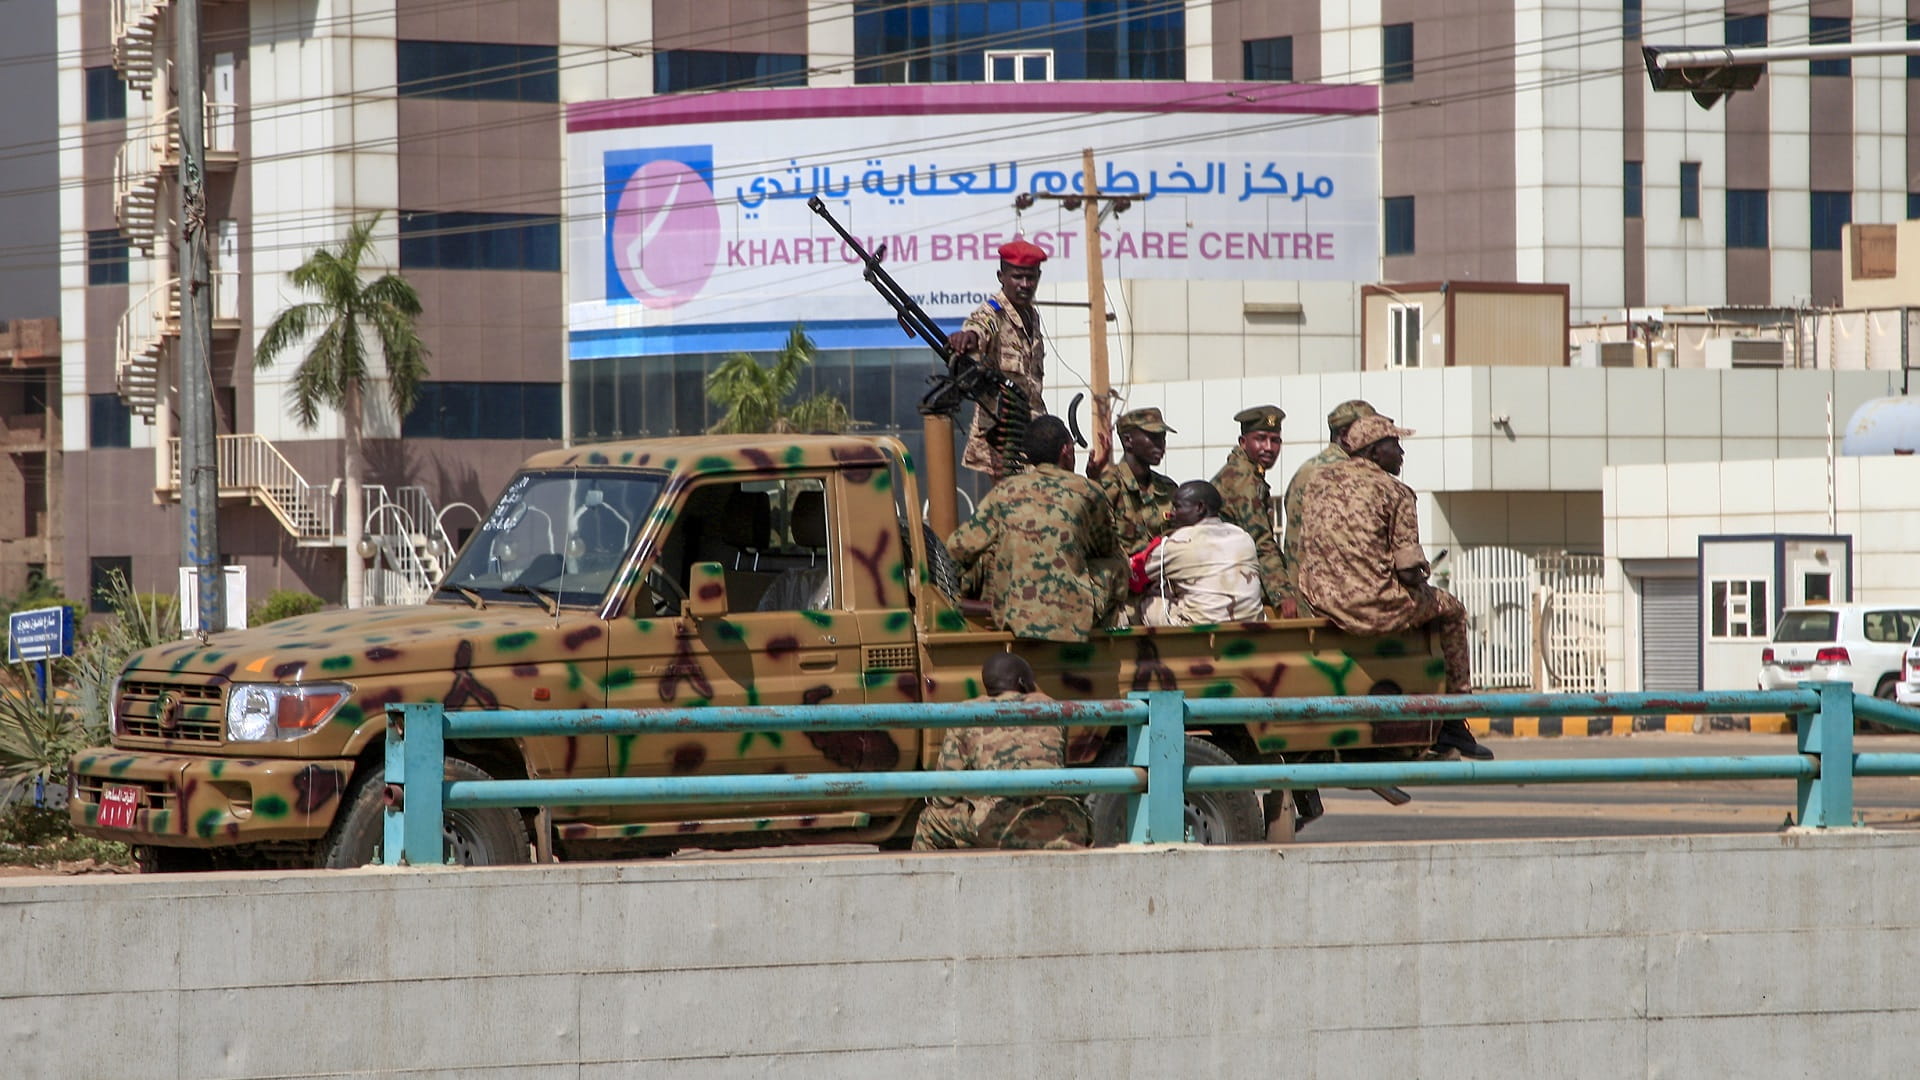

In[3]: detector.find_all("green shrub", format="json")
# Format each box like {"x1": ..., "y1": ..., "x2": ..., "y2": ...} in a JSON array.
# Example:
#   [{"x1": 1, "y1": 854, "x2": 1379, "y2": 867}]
[
  {"x1": 250, "y1": 589, "x2": 326, "y2": 626},
  {"x1": 0, "y1": 805, "x2": 133, "y2": 867}
]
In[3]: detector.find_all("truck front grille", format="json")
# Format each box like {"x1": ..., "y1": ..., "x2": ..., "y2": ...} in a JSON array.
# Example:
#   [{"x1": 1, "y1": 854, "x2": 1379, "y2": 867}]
[{"x1": 117, "y1": 680, "x2": 224, "y2": 742}]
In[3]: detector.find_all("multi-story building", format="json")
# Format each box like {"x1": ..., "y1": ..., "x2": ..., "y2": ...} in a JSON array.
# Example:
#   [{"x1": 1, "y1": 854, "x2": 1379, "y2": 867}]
[{"x1": 56, "y1": 1, "x2": 1918, "y2": 696}]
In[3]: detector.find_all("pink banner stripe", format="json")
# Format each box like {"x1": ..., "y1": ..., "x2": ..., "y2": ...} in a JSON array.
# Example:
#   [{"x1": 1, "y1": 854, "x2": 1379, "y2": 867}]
[{"x1": 568, "y1": 81, "x2": 1377, "y2": 133}]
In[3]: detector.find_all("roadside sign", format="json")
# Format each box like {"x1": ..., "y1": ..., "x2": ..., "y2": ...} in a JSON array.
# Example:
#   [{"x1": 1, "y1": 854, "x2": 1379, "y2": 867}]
[{"x1": 7, "y1": 605, "x2": 74, "y2": 663}]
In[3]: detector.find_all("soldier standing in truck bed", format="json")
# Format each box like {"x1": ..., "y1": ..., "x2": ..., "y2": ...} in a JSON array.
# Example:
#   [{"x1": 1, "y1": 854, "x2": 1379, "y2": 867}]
[
  {"x1": 946, "y1": 415, "x2": 1124, "y2": 642},
  {"x1": 1097, "y1": 406, "x2": 1178, "y2": 554},
  {"x1": 1212, "y1": 404, "x2": 1297, "y2": 617},
  {"x1": 946, "y1": 239, "x2": 1050, "y2": 482},
  {"x1": 913, "y1": 653, "x2": 1092, "y2": 851},
  {"x1": 1297, "y1": 414, "x2": 1493, "y2": 761}
]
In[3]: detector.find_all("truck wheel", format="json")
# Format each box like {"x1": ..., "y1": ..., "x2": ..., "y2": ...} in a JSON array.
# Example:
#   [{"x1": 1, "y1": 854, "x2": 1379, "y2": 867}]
[
  {"x1": 1086, "y1": 737, "x2": 1265, "y2": 845},
  {"x1": 318, "y1": 759, "x2": 531, "y2": 869}
]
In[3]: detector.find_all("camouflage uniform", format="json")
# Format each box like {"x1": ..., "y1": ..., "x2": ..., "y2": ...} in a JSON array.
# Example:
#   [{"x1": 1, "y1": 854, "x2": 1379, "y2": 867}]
[
  {"x1": 1097, "y1": 460, "x2": 1177, "y2": 555},
  {"x1": 912, "y1": 690, "x2": 1092, "y2": 850},
  {"x1": 958, "y1": 291, "x2": 1046, "y2": 478},
  {"x1": 1295, "y1": 456, "x2": 1473, "y2": 691},
  {"x1": 1212, "y1": 445, "x2": 1293, "y2": 608},
  {"x1": 946, "y1": 463, "x2": 1124, "y2": 641},
  {"x1": 1283, "y1": 400, "x2": 1379, "y2": 574},
  {"x1": 1137, "y1": 518, "x2": 1266, "y2": 626}
]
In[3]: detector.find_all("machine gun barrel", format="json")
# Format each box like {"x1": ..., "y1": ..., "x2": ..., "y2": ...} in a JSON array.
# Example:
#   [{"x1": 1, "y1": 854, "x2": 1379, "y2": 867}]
[{"x1": 807, "y1": 196, "x2": 951, "y2": 363}]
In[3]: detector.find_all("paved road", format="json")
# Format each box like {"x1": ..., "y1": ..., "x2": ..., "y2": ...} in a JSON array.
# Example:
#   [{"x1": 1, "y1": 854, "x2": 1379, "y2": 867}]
[{"x1": 1294, "y1": 731, "x2": 1920, "y2": 844}]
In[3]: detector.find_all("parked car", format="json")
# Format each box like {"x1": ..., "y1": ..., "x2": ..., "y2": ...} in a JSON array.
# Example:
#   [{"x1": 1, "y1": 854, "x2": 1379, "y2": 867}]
[
  {"x1": 1759, "y1": 604, "x2": 1920, "y2": 701},
  {"x1": 1898, "y1": 624, "x2": 1920, "y2": 707}
]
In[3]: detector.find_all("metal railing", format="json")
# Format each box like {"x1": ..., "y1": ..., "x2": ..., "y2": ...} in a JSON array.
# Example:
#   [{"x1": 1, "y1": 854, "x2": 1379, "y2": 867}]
[
  {"x1": 362, "y1": 485, "x2": 453, "y2": 605},
  {"x1": 376, "y1": 683, "x2": 1920, "y2": 867},
  {"x1": 167, "y1": 433, "x2": 338, "y2": 541}
]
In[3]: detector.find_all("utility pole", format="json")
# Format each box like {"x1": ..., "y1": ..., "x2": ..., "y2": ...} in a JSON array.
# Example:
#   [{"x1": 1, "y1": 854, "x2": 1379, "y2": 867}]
[
  {"x1": 176, "y1": 0, "x2": 223, "y2": 632},
  {"x1": 1015, "y1": 149, "x2": 1134, "y2": 476}
]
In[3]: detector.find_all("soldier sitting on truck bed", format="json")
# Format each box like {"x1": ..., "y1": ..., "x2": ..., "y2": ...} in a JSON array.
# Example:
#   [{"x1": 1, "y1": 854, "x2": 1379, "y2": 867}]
[
  {"x1": 913, "y1": 653, "x2": 1092, "y2": 851},
  {"x1": 945, "y1": 415, "x2": 1126, "y2": 641}
]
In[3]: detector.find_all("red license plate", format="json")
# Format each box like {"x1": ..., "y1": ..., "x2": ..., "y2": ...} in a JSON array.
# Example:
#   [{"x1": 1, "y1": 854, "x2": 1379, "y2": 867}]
[{"x1": 97, "y1": 784, "x2": 142, "y2": 830}]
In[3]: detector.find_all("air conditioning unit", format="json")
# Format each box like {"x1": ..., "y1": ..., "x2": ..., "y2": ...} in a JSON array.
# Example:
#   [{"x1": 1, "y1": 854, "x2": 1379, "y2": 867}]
[
  {"x1": 1575, "y1": 340, "x2": 1637, "y2": 368},
  {"x1": 1705, "y1": 337, "x2": 1787, "y2": 368}
]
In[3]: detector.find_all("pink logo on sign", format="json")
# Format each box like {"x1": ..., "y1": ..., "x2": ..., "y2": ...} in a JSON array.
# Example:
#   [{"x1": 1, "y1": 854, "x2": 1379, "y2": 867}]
[{"x1": 610, "y1": 160, "x2": 720, "y2": 309}]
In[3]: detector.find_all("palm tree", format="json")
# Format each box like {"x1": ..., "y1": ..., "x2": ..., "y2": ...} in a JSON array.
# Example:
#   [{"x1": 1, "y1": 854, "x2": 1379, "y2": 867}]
[
  {"x1": 254, "y1": 214, "x2": 428, "y2": 609},
  {"x1": 706, "y1": 323, "x2": 852, "y2": 435}
]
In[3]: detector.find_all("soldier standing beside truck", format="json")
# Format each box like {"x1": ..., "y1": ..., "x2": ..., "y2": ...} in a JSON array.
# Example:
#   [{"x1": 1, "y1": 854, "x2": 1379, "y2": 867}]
[
  {"x1": 946, "y1": 416, "x2": 1125, "y2": 641},
  {"x1": 1097, "y1": 406, "x2": 1179, "y2": 554},
  {"x1": 945, "y1": 239, "x2": 1051, "y2": 481},
  {"x1": 912, "y1": 653, "x2": 1092, "y2": 851}
]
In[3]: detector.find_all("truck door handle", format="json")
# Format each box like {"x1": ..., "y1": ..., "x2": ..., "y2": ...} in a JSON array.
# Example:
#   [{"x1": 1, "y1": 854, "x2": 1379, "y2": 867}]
[{"x1": 798, "y1": 653, "x2": 838, "y2": 671}]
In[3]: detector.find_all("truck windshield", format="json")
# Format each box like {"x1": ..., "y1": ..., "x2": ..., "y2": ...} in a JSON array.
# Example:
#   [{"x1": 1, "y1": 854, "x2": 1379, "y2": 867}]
[{"x1": 438, "y1": 469, "x2": 664, "y2": 609}]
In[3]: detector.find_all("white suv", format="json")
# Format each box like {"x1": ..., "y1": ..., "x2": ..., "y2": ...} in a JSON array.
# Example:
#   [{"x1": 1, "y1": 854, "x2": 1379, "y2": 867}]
[
  {"x1": 1899, "y1": 625, "x2": 1920, "y2": 706},
  {"x1": 1759, "y1": 605, "x2": 1920, "y2": 701}
]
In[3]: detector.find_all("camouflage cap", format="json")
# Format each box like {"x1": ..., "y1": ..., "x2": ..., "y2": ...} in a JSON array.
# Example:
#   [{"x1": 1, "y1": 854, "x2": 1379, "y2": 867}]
[
  {"x1": 1234, "y1": 405, "x2": 1285, "y2": 434},
  {"x1": 1327, "y1": 399, "x2": 1377, "y2": 431},
  {"x1": 1341, "y1": 414, "x2": 1415, "y2": 452},
  {"x1": 1116, "y1": 407, "x2": 1175, "y2": 435}
]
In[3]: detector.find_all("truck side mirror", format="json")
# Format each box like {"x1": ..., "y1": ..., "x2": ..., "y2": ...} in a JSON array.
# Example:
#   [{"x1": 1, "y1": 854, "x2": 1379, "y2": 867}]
[{"x1": 687, "y1": 561, "x2": 730, "y2": 618}]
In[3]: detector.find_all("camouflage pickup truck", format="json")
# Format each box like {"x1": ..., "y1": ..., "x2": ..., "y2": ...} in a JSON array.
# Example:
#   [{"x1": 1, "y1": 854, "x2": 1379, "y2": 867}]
[{"x1": 70, "y1": 434, "x2": 1448, "y2": 869}]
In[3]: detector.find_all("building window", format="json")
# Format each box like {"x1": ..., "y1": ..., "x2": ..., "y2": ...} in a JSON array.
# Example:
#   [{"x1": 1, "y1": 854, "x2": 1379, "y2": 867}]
[
  {"x1": 1908, "y1": 192, "x2": 1920, "y2": 219},
  {"x1": 1808, "y1": 17, "x2": 1850, "y2": 77},
  {"x1": 398, "y1": 211, "x2": 559, "y2": 272},
  {"x1": 1624, "y1": 161, "x2": 1643, "y2": 218},
  {"x1": 84, "y1": 66, "x2": 126, "y2": 122},
  {"x1": 401, "y1": 382, "x2": 563, "y2": 440},
  {"x1": 1382, "y1": 23, "x2": 1414, "y2": 83},
  {"x1": 89, "y1": 394, "x2": 132, "y2": 448},
  {"x1": 1383, "y1": 196, "x2": 1415, "y2": 255},
  {"x1": 1724, "y1": 14, "x2": 1766, "y2": 47},
  {"x1": 1810, "y1": 191, "x2": 1851, "y2": 251},
  {"x1": 1727, "y1": 189, "x2": 1769, "y2": 249},
  {"x1": 87, "y1": 229, "x2": 130, "y2": 286},
  {"x1": 1243, "y1": 35, "x2": 1294, "y2": 81},
  {"x1": 1910, "y1": 23, "x2": 1920, "y2": 79},
  {"x1": 1623, "y1": 0, "x2": 1641, "y2": 41},
  {"x1": 853, "y1": 0, "x2": 1184, "y2": 83},
  {"x1": 1679, "y1": 162, "x2": 1701, "y2": 219},
  {"x1": 654, "y1": 50, "x2": 808, "y2": 93},
  {"x1": 1387, "y1": 304, "x2": 1422, "y2": 369},
  {"x1": 395, "y1": 41, "x2": 559, "y2": 102},
  {"x1": 1709, "y1": 578, "x2": 1768, "y2": 640},
  {"x1": 90, "y1": 556, "x2": 133, "y2": 614}
]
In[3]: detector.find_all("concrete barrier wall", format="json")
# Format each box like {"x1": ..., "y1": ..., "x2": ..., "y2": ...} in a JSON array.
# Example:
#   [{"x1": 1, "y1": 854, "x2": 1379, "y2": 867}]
[{"x1": 6, "y1": 832, "x2": 1920, "y2": 1078}]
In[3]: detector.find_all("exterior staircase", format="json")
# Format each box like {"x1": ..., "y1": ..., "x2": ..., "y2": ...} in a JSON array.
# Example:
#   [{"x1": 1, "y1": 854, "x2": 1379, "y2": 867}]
[
  {"x1": 112, "y1": 122, "x2": 163, "y2": 254},
  {"x1": 110, "y1": 0, "x2": 166, "y2": 95},
  {"x1": 115, "y1": 280, "x2": 174, "y2": 420},
  {"x1": 168, "y1": 434, "x2": 337, "y2": 544},
  {"x1": 362, "y1": 485, "x2": 457, "y2": 606}
]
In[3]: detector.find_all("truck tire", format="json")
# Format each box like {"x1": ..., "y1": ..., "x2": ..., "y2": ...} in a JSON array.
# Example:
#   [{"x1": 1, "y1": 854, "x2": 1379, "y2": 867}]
[
  {"x1": 1086, "y1": 737, "x2": 1266, "y2": 845},
  {"x1": 318, "y1": 759, "x2": 531, "y2": 869}
]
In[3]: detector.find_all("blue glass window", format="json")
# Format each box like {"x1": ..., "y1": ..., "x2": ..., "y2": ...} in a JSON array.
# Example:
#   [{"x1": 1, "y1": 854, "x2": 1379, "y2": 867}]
[
  {"x1": 654, "y1": 50, "x2": 808, "y2": 93},
  {"x1": 403, "y1": 382, "x2": 562, "y2": 440},
  {"x1": 87, "y1": 230, "x2": 129, "y2": 286},
  {"x1": 1727, "y1": 189, "x2": 1768, "y2": 249},
  {"x1": 1725, "y1": 15, "x2": 1766, "y2": 47},
  {"x1": 399, "y1": 211, "x2": 559, "y2": 272},
  {"x1": 1809, "y1": 17, "x2": 1849, "y2": 77},
  {"x1": 1810, "y1": 191, "x2": 1850, "y2": 251},
  {"x1": 396, "y1": 41, "x2": 558, "y2": 102},
  {"x1": 1680, "y1": 162, "x2": 1700, "y2": 219},
  {"x1": 1909, "y1": 23, "x2": 1920, "y2": 79},
  {"x1": 85, "y1": 66, "x2": 126, "y2": 122},
  {"x1": 89, "y1": 393, "x2": 132, "y2": 448},
  {"x1": 852, "y1": 0, "x2": 1184, "y2": 84},
  {"x1": 1624, "y1": 161, "x2": 1642, "y2": 218},
  {"x1": 1623, "y1": 0, "x2": 1641, "y2": 41},
  {"x1": 1908, "y1": 192, "x2": 1920, "y2": 220},
  {"x1": 1384, "y1": 196, "x2": 1415, "y2": 255},
  {"x1": 1383, "y1": 23, "x2": 1414, "y2": 83},
  {"x1": 1243, "y1": 36, "x2": 1293, "y2": 81}
]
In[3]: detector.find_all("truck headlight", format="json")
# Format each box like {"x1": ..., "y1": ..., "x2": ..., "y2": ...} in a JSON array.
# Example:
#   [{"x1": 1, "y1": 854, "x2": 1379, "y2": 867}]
[{"x1": 226, "y1": 683, "x2": 353, "y2": 742}]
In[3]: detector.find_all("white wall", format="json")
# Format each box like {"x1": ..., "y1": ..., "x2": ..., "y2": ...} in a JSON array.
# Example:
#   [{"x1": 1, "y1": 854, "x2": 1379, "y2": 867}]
[
  {"x1": 1603, "y1": 455, "x2": 1920, "y2": 689},
  {"x1": 8, "y1": 836, "x2": 1920, "y2": 1078}
]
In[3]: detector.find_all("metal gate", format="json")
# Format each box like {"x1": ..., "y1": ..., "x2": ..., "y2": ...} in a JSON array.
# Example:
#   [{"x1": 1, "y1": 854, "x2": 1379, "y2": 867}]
[
  {"x1": 1450, "y1": 546, "x2": 1534, "y2": 689},
  {"x1": 1448, "y1": 547, "x2": 1607, "y2": 691},
  {"x1": 1640, "y1": 576, "x2": 1701, "y2": 691}
]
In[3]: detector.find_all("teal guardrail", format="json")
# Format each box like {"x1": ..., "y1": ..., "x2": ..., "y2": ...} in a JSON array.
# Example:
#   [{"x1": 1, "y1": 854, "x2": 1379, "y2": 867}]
[{"x1": 378, "y1": 682, "x2": 1920, "y2": 866}]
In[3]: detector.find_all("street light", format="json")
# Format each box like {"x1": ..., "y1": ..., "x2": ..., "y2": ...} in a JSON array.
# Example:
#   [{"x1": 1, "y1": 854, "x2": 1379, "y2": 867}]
[{"x1": 1645, "y1": 41, "x2": 1920, "y2": 109}]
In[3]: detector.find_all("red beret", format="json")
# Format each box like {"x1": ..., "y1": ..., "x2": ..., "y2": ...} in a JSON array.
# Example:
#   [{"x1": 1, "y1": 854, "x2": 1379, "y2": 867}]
[{"x1": 998, "y1": 238, "x2": 1048, "y2": 268}]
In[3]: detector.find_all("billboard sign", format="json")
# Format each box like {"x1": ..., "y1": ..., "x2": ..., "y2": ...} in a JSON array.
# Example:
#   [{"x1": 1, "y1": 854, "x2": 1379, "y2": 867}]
[{"x1": 566, "y1": 83, "x2": 1380, "y2": 356}]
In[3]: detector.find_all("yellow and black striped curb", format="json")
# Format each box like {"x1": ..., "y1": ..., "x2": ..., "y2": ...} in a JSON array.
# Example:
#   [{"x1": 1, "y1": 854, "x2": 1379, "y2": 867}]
[{"x1": 1468, "y1": 714, "x2": 1797, "y2": 738}]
